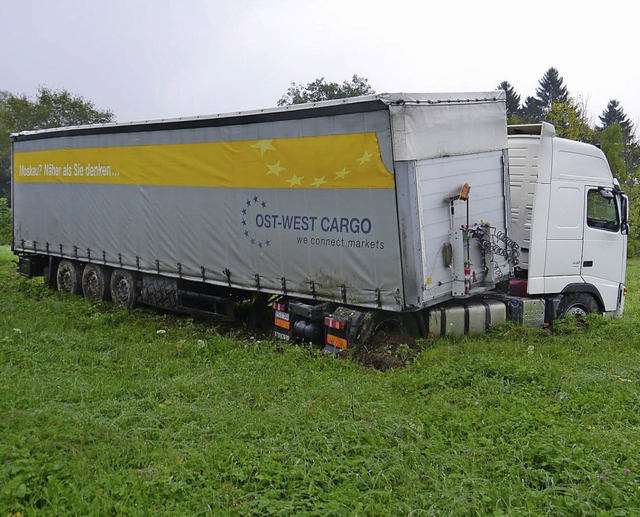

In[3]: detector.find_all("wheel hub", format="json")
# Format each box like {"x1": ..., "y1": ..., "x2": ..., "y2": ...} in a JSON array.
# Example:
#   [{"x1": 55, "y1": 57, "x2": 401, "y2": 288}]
[
  {"x1": 565, "y1": 305, "x2": 587, "y2": 317},
  {"x1": 115, "y1": 278, "x2": 130, "y2": 302},
  {"x1": 61, "y1": 271, "x2": 72, "y2": 291},
  {"x1": 86, "y1": 273, "x2": 99, "y2": 296}
]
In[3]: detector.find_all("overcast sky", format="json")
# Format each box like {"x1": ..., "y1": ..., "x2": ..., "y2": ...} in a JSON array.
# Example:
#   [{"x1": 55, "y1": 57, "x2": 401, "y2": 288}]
[{"x1": 2, "y1": 0, "x2": 638, "y2": 130}]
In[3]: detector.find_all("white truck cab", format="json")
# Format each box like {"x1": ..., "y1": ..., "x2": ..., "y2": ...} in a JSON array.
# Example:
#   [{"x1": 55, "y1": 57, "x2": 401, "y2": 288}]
[{"x1": 508, "y1": 122, "x2": 628, "y2": 318}]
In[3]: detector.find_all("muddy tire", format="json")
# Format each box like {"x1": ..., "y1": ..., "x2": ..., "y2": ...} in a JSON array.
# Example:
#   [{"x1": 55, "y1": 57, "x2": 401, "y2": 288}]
[
  {"x1": 56, "y1": 259, "x2": 83, "y2": 295},
  {"x1": 110, "y1": 269, "x2": 138, "y2": 308},
  {"x1": 356, "y1": 317, "x2": 419, "y2": 370},
  {"x1": 82, "y1": 264, "x2": 111, "y2": 301},
  {"x1": 557, "y1": 293, "x2": 600, "y2": 318}
]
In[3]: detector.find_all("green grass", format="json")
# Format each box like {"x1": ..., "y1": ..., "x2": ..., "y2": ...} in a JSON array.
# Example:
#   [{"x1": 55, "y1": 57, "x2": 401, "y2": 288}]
[
  {"x1": 0, "y1": 199, "x2": 10, "y2": 246},
  {"x1": 2, "y1": 246, "x2": 640, "y2": 515}
]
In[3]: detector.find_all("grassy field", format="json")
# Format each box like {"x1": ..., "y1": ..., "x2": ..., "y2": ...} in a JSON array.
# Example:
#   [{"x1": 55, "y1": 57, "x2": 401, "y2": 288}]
[
  {"x1": 2, "y1": 246, "x2": 640, "y2": 515},
  {"x1": 0, "y1": 200, "x2": 10, "y2": 247}
]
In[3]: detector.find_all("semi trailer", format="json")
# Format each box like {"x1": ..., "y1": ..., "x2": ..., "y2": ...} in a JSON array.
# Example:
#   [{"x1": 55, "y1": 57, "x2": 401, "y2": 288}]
[{"x1": 10, "y1": 92, "x2": 628, "y2": 351}]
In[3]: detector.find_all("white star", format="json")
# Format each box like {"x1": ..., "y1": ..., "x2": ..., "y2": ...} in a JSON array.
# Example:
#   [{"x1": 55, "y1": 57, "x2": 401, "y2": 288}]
[
  {"x1": 334, "y1": 168, "x2": 350, "y2": 179},
  {"x1": 266, "y1": 161, "x2": 285, "y2": 176},
  {"x1": 356, "y1": 151, "x2": 372, "y2": 165},
  {"x1": 251, "y1": 140, "x2": 276, "y2": 156},
  {"x1": 286, "y1": 174, "x2": 303, "y2": 187},
  {"x1": 311, "y1": 176, "x2": 327, "y2": 187}
]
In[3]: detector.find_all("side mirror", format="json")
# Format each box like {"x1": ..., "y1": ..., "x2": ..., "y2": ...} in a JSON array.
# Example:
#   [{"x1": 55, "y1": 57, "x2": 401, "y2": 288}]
[
  {"x1": 621, "y1": 222, "x2": 630, "y2": 235},
  {"x1": 599, "y1": 188, "x2": 614, "y2": 200},
  {"x1": 620, "y1": 193, "x2": 630, "y2": 233}
]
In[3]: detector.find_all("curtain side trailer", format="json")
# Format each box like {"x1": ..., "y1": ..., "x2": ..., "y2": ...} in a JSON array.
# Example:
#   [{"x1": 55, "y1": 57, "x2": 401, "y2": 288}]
[{"x1": 11, "y1": 93, "x2": 628, "y2": 350}]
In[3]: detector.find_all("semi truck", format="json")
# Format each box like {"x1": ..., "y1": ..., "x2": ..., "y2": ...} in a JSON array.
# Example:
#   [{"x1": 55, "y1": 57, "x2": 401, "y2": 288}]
[{"x1": 10, "y1": 92, "x2": 628, "y2": 351}]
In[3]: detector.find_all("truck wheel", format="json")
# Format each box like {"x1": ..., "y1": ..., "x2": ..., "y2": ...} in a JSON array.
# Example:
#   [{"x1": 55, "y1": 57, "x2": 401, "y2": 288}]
[
  {"x1": 82, "y1": 264, "x2": 111, "y2": 301},
  {"x1": 406, "y1": 312, "x2": 427, "y2": 339},
  {"x1": 56, "y1": 259, "x2": 83, "y2": 295},
  {"x1": 110, "y1": 269, "x2": 138, "y2": 308},
  {"x1": 557, "y1": 293, "x2": 599, "y2": 318},
  {"x1": 371, "y1": 317, "x2": 419, "y2": 346}
]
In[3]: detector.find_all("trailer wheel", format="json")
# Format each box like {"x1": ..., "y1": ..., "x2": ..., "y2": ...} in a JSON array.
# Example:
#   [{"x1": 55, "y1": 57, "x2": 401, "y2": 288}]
[
  {"x1": 56, "y1": 259, "x2": 83, "y2": 295},
  {"x1": 557, "y1": 293, "x2": 599, "y2": 318},
  {"x1": 82, "y1": 264, "x2": 111, "y2": 301},
  {"x1": 110, "y1": 269, "x2": 138, "y2": 308}
]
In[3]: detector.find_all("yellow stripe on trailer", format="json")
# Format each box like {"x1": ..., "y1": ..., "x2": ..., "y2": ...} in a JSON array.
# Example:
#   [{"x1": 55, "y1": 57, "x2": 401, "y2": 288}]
[{"x1": 13, "y1": 132, "x2": 394, "y2": 189}]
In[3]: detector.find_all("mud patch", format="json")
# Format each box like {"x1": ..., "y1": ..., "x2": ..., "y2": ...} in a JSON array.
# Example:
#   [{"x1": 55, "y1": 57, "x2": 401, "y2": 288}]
[{"x1": 352, "y1": 330, "x2": 420, "y2": 370}]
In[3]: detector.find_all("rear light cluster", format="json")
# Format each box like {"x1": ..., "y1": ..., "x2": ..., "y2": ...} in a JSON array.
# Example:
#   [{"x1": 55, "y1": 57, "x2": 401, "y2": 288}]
[
  {"x1": 272, "y1": 301, "x2": 363, "y2": 354},
  {"x1": 273, "y1": 302, "x2": 287, "y2": 312},
  {"x1": 324, "y1": 317, "x2": 346, "y2": 330}
]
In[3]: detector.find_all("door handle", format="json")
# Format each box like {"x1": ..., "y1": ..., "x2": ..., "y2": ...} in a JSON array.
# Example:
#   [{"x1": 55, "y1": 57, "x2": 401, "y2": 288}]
[{"x1": 583, "y1": 261, "x2": 593, "y2": 267}]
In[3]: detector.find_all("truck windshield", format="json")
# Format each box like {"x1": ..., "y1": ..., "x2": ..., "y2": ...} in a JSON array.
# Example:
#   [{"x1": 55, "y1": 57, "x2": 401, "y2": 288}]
[{"x1": 586, "y1": 189, "x2": 619, "y2": 232}]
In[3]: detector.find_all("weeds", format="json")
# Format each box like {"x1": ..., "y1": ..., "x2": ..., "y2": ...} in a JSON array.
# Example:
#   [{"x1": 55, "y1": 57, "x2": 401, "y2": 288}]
[
  {"x1": 0, "y1": 198, "x2": 10, "y2": 246},
  {"x1": 1, "y1": 249, "x2": 640, "y2": 515}
]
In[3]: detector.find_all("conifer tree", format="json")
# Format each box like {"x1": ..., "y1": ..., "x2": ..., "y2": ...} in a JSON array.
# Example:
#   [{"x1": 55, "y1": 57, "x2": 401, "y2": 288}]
[
  {"x1": 521, "y1": 67, "x2": 569, "y2": 122},
  {"x1": 598, "y1": 100, "x2": 634, "y2": 144},
  {"x1": 497, "y1": 81, "x2": 521, "y2": 123},
  {"x1": 534, "y1": 67, "x2": 569, "y2": 111},
  {"x1": 521, "y1": 95, "x2": 544, "y2": 123}
]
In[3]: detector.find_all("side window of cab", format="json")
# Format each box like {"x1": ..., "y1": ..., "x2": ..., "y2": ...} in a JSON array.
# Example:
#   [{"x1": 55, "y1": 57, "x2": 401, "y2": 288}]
[{"x1": 586, "y1": 189, "x2": 619, "y2": 232}]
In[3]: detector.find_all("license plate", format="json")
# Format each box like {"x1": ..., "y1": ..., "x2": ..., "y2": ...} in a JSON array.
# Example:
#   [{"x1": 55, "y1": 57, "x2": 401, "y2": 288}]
[
  {"x1": 275, "y1": 310, "x2": 290, "y2": 321},
  {"x1": 274, "y1": 331, "x2": 290, "y2": 341}
]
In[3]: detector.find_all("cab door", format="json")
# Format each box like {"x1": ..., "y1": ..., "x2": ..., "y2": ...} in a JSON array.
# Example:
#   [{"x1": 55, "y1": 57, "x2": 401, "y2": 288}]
[{"x1": 581, "y1": 187, "x2": 625, "y2": 311}]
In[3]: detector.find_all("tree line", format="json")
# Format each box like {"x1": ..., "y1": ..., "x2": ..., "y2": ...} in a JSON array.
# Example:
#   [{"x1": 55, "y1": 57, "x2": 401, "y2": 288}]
[{"x1": 1, "y1": 71, "x2": 638, "y2": 253}]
